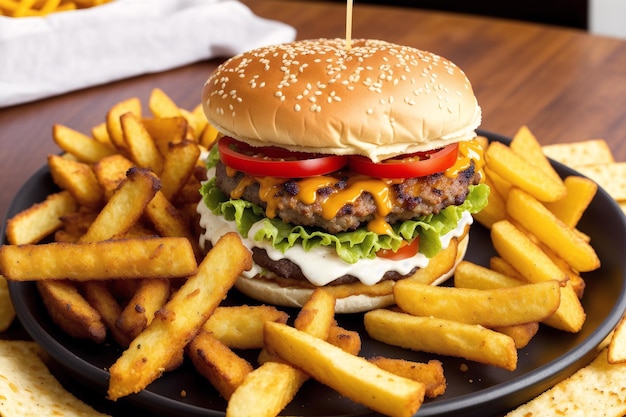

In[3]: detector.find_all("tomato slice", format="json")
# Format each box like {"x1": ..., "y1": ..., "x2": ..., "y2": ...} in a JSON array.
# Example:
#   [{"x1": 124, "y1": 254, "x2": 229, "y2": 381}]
[
  {"x1": 218, "y1": 137, "x2": 348, "y2": 178},
  {"x1": 377, "y1": 238, "x2": 420, "y2": 260},
  {"x1": 348, "y1": 143, "x2": 459, "y2": 179}
]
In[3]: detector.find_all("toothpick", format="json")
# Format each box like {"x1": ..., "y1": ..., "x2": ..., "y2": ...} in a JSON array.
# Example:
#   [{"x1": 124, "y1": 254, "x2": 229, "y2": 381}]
[{"x1": 346, "y1": 0, "x2": 353, "y2": 50}]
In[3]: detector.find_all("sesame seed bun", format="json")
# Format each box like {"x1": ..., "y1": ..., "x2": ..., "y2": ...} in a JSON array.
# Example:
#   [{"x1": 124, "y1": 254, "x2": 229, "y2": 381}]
[{"x1": 202, "y1": 38, "x2": 481, "y2": 162}]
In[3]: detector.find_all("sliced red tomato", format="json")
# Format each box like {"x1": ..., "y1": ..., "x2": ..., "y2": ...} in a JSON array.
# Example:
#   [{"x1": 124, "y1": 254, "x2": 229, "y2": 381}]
[
  {"x1": 218, "y1": 136, "x2": 348, "y2": 178},
  {"x1": 348, "y1": 143, "x2": 459, "y2": 179},
  {"x1": 376, "y1": 238, "x2": 420, "y2": 260}
]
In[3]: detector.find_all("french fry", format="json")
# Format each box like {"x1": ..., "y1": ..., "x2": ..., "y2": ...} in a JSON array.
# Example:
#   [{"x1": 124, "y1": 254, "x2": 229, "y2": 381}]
[
  {"x1": 78, "y1": 167, "x2": 160, "y2": 243},
  {"x1": 116, "y1": 278, "x2": 171, "y2": 341},
  {"x1": 148, "y1": 88, "x2": 181, "y2": 119},
  {"x1": 81, "y1": 281, "x2": 129, "y2": 346},
  {"x1": 0, "y1": 276, "x2": 16, "y2": 332},
  {"x1": 107, "y1": 232, "x2": 251, "y2": 400},
  {"x1": 91, "y1": 121, "x2": 114, "y2": 148},
  {"x1": 159, "y1": 140, "x2": 201, "y2": 201},
  {"x1": 141, "y1": 116, "x2": 188, "y2": 156},
  {"x1": 364, "y1": 309, "x2": 517, "y2": 371},
  {"x1": 484, "y1": 166, "x2": 512, "y2": 200},
  {"x1": 264, "y1": 321, "x2": 426, "y2": 417},
  {"x1": 52, "y1": 124, "x2": 115, "y2": 163},
  {"x1": 226, "y1": 361, "x2": 308, "y2": 417},
  {"x1": 144, "y1": 191, "x2": 202, "y2": 260},
  {"x1": 471, "y1": 173, "x2": 507, "y2": 229},
  {"x1": 121, "y1": 112, "x2": 164, "y2": 174},
  {"x1": 37, "y1": 281, "x2": 106, "y2": 343},
  {"x1": 5, "y1": 190, "x2": 76, "y2": 245},
  {"x1": 202, "y1": 305, "x2": 288, "y2": 350},
  {"x1": 491, "y1": 220, "x2": 566, "y2": 284},
  {"x1": 92, "y1": 154, "x2": 135, "y2": 200},
  {"x1": 0, "y1": 237, "x2": 197, "y2": 281},
  {"x1": 544, "y1": 175, "x2": 597, "y2": 228},
  {"x1": 368, "y1": 357, "x2": 446, "y2": 398},
  {"x1": 293, "y1": 288, "x2": 336, "y2": 339},
  {"x1": 47, "y1": 155, "x2": 103, "y2": 209},
  {"x1": 237, "y1": 289, "x2": 336, "y2": 417},
  {"x1": 327, "y1": 324, "x2": 361, "y2": 355},
  {"x1": 106, "y1": 97, "x2": 142, "y2": 151},
  {"x1": 188, "y1": 329, "x2": 254, "y2": 400},
  {"x1": 485, "y1": 141, "x2": 566, "y2": 202},
  {"x1": 506, "y1": 187, "x2": 600, "y2": 272},
  {"x1": 488, "y1": 256, "x2": 524, "y2": 280},
  {"x1": 493, "y1": 322, "x2": 539, "y2": 349},
  {"x1": 510, "y1": 125, "x2": 563, "y2": 185},
  {"x1": 393, "y1": 280, "x2": 561, "y2": 327},
  {"x1": 200, "y1": 122, "x2": 220, "y2": 149}
]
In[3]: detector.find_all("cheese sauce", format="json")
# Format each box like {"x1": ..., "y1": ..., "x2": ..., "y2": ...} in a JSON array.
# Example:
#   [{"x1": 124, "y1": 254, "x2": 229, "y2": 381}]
[{"x1": 197, "y1": 201, "x2": 473, "y2": 286}]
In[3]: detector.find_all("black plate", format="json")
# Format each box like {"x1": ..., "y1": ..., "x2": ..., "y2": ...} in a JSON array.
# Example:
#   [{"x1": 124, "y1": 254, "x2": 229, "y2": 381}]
[{"x1": 4, "y1": 131, "x2": 626, "y2": 417}]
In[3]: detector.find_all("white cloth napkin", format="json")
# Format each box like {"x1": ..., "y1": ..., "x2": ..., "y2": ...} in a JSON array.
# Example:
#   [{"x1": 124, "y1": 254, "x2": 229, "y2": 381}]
[{"x1": 0, "y1": 0, "x2": 296, "y2": 107}]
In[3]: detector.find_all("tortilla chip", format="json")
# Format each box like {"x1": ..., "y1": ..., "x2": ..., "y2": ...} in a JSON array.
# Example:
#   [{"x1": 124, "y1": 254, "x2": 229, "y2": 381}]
[
  {"x1": 505, "y1": 348, "x2": 626, "y2": 416},
  {"x1": 542, "y1": 139, "x2": 615, "y2": 167},
  {"x1": 0, "y1": 340, "x2": 111, "y2": 417},
  {"x1": 575, "y1": 163, "x2": 626, "y2": 201}
]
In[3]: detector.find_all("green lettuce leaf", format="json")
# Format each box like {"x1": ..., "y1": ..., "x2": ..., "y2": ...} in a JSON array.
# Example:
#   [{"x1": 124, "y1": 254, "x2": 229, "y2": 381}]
[{"x1": 200, "y1": 151, "x2": 489, "y2": 263}]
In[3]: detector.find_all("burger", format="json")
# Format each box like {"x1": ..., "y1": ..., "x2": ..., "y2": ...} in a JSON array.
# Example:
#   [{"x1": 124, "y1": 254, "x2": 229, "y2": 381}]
[{"x1": 197, "y1": 38, "x2": 489, "y2": 313}]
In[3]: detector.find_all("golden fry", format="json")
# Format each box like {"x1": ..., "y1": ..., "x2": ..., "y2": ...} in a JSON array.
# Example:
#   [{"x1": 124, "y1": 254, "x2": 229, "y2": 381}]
[
  {"x1": 506, "y1": 187, "x2": 600, "y2": 272},
  {"x1": 394, "y1": 280, "x2": 561, "y2": 327},
  {"x1": 364, "y1": 309, "x2": 517, "y2": 371},
  {"x1": 53, "y1": 124, "x2": 115, "y2": 163},
  {"x1": 188, "y1": 329, "x2": 253, "y2": 400},
  {"x1": 121, "y1": 112, "x2": 164, "y2": 174},
  {"x1": 106, "y1": 97, "x2": 142, "y2": 151},
  {"x1": 544, "y1": 175, "x2": 597, "y2": 228},
  {"x1": 368, "y1": 357, "x2": 446, "y2": 398},
  {"x1": 0, "y1": 237, "x2": 197, "y2": 281},
  {"x1": 116, "y1": 278, "x2": 170, "y2": 341},
  {"x1": 265, "y1": 321, "x2": 426, "y2": 417},
  {"x1": 107, "y1": 232, "x2": 251, "y2": 400},
  {"x1": 5, "y1": 190, "x2": 76, "y2": 245},
  {"x1": 48, "y1": 154, "x2": 103, "y2": 208}
]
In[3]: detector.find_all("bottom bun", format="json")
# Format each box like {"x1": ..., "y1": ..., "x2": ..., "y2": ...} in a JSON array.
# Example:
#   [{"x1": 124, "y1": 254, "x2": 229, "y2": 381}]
[{"x1": 234, "y1": 233, "x2": 469, "y2": 314}]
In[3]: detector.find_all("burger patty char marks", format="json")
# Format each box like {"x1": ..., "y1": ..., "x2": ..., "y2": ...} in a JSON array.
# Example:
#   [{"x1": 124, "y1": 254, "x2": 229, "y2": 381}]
[{"x1": 215, "y1": 161, "x2": 481, "y2": 234}]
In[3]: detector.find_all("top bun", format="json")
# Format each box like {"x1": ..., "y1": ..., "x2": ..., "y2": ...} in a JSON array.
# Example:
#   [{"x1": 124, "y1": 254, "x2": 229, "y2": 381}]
[{"x1": 203, "y1": 38, "x2": 481, "y2": 162}]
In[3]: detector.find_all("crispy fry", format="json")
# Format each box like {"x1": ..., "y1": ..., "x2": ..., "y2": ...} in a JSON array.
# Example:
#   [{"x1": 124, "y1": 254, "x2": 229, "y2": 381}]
[
  {"x1": 394, "y1": 280, "x2": 561, "y2": 328},
  {"x1": 364, "y1": 309, "x2": 517, "y2": 371},
  {"x1": 510, "y1": 125, "x2": 562, "y2": 185},
  {"x1": 107, "y1": 232, "x2": 251, "y2": 400},
  {"x1": 491, "y1": 220, "x2": 566, "y2": 284},
  {"x1": 121, "y1": 112, "x2": 164, "y2": 174},
  {"x1": 506, "y1": 187, "x2": 600, "y2": 272},
  {"x1": 48, "y1": 154, "x2": 103, "y2": 208},
  {"x1": 265, "y1": 321, "x2": 426, "y2": 417},
  {"x1": 92, "y1": 154, "x2": 135, "y2": 200},
  {"x1": 53, "y1": 124, "x2": 115, "y2": 163},
  {"x1": 116, "y1": 278, "x2": 170, "y2": 341},
  {"x1": 106, "y1": 97, "x2": 142, "y2": 151},
  {"x1": 544, "y1": 175, "x2": 598, "y2": 228},
  {"x1": 141, "y1": 116, "x2": 188, "y2": 156},
  {"x1": 368, "y1": 357, "x2": 446, "y2": 398},
  {"x1": 159, "y1": 140, "x2": 201, "y2": 201},
  {"x1": 405, "y1": 237, "x2": 458, "y2": 284},
  {"x1": 471, "y1": 173, "x2": 507, "y2": 229},
  {"x1": 0, "y1": 276, "x2": 16, "y2": 332},
  {"x1": 327, "y1": 324, "x2": 361, "y2": 355},
  {"x1": 202, "y1": 305, "x2": 288, "y2": 350},
  {"x1": 293, "y1": 288, "x2": 336, "y2": 339},
  {"x1": 81, "y1": 281, "x2": 129, "y2": 346},
  {"x1": 188, "y1": 329, "x2": 254, "y2": 400},
  {"x1": 485, "y1": 141, "x2": 566, "y2": 202},
  {"x1": 493, "y1": 322, "x2": 539, "y2": 349},
  {"x1": 5, "y1": 190, "x2": 76, "y2": 245},
  {"x1": 226, "y1": 361, "x2": 308, "y2": 417},
  {"x1": 148, "y1": 88, "x2": 181, "y2": 119},
  {"x1": 0, "y1": 237, "x2": 197, "y2": 281},
  {"x1": 37, "y1": 281, "x2": 106, "y2": 343},
  {"x1": 78, "y1": 167, "x2": 160, "y2": 243}
]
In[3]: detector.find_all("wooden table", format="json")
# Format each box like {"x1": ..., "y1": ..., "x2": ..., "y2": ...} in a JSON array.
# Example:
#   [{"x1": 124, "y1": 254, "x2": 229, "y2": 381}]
[{"x1": 1, "y1": 0, "x2": 625, "y2": 416}]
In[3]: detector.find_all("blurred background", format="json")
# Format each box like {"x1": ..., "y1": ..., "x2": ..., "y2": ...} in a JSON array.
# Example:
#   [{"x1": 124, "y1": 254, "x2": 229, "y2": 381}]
[{"x1": 323, "y1": 0, "x2": 626, "y2": 39}]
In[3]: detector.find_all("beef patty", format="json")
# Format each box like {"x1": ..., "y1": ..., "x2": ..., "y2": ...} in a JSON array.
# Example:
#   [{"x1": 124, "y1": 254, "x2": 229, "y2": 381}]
[{"x1": 214, "y1": 160, "x2": 481, "y2": 234}]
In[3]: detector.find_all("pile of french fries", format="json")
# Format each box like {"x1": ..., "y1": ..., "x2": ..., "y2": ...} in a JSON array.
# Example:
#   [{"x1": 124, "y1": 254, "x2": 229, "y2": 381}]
[
  {"x1": 0, "y1": 86, "x2": 621, "y2": 416},
  {"x1": 0, "y1": 0, "x2": 112, "y2": 17}
]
